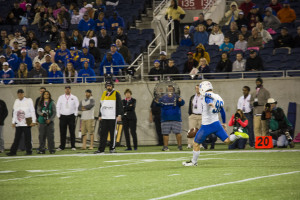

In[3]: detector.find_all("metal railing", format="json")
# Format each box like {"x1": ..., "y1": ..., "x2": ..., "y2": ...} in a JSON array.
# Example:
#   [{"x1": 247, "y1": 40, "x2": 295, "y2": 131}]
[
  {"x1": 129, "y1": 53, "x2": 144, "y2": 81},
  {"x1": 153, "y1": 0, "x2": 170, "y2": 16},
  {"x1": 147, "y1": 33, "x2": 162, "y2": 72}
]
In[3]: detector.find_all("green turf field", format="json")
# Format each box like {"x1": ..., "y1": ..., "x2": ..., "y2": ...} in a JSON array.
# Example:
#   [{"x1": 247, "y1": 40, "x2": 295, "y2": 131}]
[{"x1": 1, "y1": 145, "x2": 300, "y2": 200}]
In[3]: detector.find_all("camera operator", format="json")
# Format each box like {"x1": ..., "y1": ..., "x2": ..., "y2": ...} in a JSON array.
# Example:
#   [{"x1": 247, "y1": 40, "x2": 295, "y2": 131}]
[
  {"x1": 37, "y1": 90, "x2": 56, "y2": 154},
  {"x1": 262, "y1": 98, "x2": 295, "y2": 148},
  {"x1": 228, "y1": 109, "x2": 249, "y2": 149}
]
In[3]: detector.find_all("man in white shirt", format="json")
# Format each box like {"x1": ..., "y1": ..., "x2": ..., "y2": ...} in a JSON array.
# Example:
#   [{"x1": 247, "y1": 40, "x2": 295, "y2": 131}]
[
  {"x1": 32, "y1": 48, "x2": 46, "y2": 65},
  {"x1": 56, "y1": 86, "x2": 79, "y2": 151},
  {"x1": 7, "y1": 89, "x2": 36, "y2": 156},
  {"x1": 237, "y1": 86, "x2": 254, "y2": 147}
]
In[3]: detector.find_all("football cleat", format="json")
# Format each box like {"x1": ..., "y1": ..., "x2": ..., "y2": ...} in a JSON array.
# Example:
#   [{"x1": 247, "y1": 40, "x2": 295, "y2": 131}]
[
  {"x1": 234, "y1": 132, "x2": 249, "y2": 139},
  {"x1": 182, "y1": 160, "x2": 197, "y2": 166}
]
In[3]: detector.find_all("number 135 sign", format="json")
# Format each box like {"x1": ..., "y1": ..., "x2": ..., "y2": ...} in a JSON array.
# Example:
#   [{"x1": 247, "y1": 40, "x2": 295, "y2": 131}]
[{"x1": 179, "y1": 0, "x2": 205, "y2": 10}]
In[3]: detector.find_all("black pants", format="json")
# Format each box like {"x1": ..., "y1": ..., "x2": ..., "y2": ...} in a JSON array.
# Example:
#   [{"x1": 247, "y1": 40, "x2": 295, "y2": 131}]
[
  {"x1": 123, "y1": 118, "x2": 137, "y2": 149},
  {"x1": 168, "y1": 19, "x2": 180, "y2": 45},
  {"x1": 202, "y1": 134, "x2": 217, "y2": 149},
  {"x1": 154, "y1": 116, "x2": 163, "y2": 145},
  {"x1": 59, "y1": 114, "x2": 76, "y2": 149},
  {"x1": 10, "y1": 127, "x2": 32, "y2": 154},
  {"x1": 98, "y1": 119, "x2": 116, "y2": 152}
]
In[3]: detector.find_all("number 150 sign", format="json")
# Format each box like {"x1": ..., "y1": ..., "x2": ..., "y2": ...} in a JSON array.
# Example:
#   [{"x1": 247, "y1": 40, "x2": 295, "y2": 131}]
[{"x1": 179, "y1": 0, "x2": 208, "y2": 10}]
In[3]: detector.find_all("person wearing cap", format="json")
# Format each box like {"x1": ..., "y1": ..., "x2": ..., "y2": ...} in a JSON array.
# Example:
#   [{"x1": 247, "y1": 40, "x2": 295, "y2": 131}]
[
  {"x1": 84, "y1": 3, "x2": 96, "y2": 19},
  {"x1": 109, "y1": 11, "x2": 124, "y2": 31},
  {"x1": 247, "y1": 27, "x2": 263, "y2": 50},
  {"x1": 41, "y1": 54, "x2": 53, "y2": 72},
  {"x1": 78, "y1": 11, "x2": 95, "y2": 32},
  {"x1": 54, "y1": 42, "x2": 71, "y2": 68},
  {"x1": 263, "y1": 7, "x2": 281, "y2": 30},
  {"x1": 159, "y1": 51, "x2": 169, "y2": 71},
  {"x1": 250, "y1": 78, "x2": 270, "y2": 139},
  {"x1": 95, "y1": 12, "x2": 109, "y2": 31},
  {"x1": 148, "y1": 60, "x2": 163, "y2": 81},
  {"x1": 28, "y1": 61, "x2": 47, "y2": 83},
  {"x1": 6, "y1": 89, "x2": 36, "y2": 156},
  {"x1": 183, "y1": 52, "x2": 198, "y2": 74},
  {"x1": 98, "y1": 26, "x2": 112, "y2": 49},
  {"x1": 277, "y1": 1, "x2": 296, "y2": 24},
  {"x1": 95, "y1": 80, "x2": 123, "y2": 154},
  {"x1": 25, "y1": 2, "x2": 35, "y2": 23},
  {"x1": 12, "y1": 41, "x2": 21, "y2": 57},
  {"x1": 245, "y1": 50, "x2": 263, "y2": 71},
  {"x1": 79, "y1": 46, "x2": 95, "y2": 69},
  {"x1": 236, "y1": 11, "x2": 249, "y2": 30},
  {"x1": 115, "y1": 27, "x2": 128, "y2": 47},
  {"x1": 48, "y1": 63, "x2": 64, "y2": 84},
  {"x1": 27, "y1": 41, "x2": 39, "y2": 61},
  {"x1": 240, "y1": 24, "x2": 251, "y2": 40},
  {"x1": 19, "y1": 48, "x2": 33, "y2": 71},
  {"x1": 239, "y1": 0, "x2": 255, "y2": 17},
  {"x1": 11, "y1": 29, "x2": 26, "y2": 49},
  {"x1": 88, "y1": 39, "x2": 102, "y2": 64},
  {"x1": 261, "y1": 98, "x2": 294, "y2": 148},
  {"x1": 225, "y1": 1, "x2": 241, "y2": 25},
  {"x1": 274, "y1": 27, "x2": 294, "y2": 48},
  {"x1": 83, "y1": 30, "x2": 98, "y2": 48},
  {"x1": 78, "y1": 89, "x2": 96, "y2": 150},
  {"x1": 116, "y1": 39, "x2": 131, "y2": 64},
  {"x1": 194, "y1": 24, "x2": 209, "y2": 46},
  {"x1": 78, "y1": 61, "x2": 96, "y2": 83},
  {"x1": 36, "y1": 90, "x2": 57, "y2": 154},
  {"x1": 180, "y1": 25, "x2": 193, "y2": 47},
  {"x1": 0, "y1": 62, "x2": 14, "y2": 84},
  {"x1": 247, "y1": 5, "x2": 263, "y2": 30},
  {"x1": 0, "y1": 98, "x2": 8, "y2": 153},
  {"x1": 32, "y1": 48, "x2": 46, "y2": 65},
  {"x1": 56, "y1": 86, "x2": 79, "y2": 151},
  {"x1": 4, "y1": 46, "x2": 19, "y2": 72}
]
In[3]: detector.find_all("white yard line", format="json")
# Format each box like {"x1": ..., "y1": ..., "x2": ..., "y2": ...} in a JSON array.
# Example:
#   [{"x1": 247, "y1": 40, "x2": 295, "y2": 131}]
[
  {"x1": 168, "y1": 174, "x2": 180, "y2": 177},
  {"x1": 149, "y1": 171, "x2": 300, "y2": 200},
  {"x1": 114, "y1": 175, "x2": 126, "y2": 178}
]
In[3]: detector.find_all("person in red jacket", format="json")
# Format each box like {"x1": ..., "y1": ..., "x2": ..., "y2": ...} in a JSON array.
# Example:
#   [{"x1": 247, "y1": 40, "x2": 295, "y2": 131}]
[
  {"x1": 228, "y1": 109, "x2": 249, "y2": 149},
  {"x1": 239, "y1": 0, "x2": 255, "y2": 17}
]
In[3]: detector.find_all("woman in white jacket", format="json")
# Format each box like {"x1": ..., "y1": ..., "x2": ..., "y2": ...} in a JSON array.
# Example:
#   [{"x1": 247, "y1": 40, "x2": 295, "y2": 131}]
[
  {"x1": 209, "y1": 24, "x2": 224, "y2": 46},
  {"x1": 82, "y1": 30, "x2": 98, "y2": 47},
  {"x1": 256, "y1": 22, "x2": 272, "y2": 44}
]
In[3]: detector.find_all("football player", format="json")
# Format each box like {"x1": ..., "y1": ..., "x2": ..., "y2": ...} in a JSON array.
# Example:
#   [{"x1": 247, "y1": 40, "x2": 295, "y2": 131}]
[{"x1": 182, "y1": 81, "x2": 248, "y2": 166}]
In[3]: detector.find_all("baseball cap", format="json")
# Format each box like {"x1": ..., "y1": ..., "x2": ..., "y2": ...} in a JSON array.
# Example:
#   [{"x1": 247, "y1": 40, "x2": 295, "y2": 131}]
[
  {"x1": 82, "y1": 46, "x2": 88, "y2": 49},
  {"x1": 70, "y1": 47, "x2": 77, "y2": 51},
  {"x1": 111, "y1": 44, "x2": 117, "y2": 47},
  {"x1": 3, "y1": 62, "x2": 9, "y2": 65},
  {"x1": 160, "y1": 51, "x2": 167, "y2": 56},
  {"x1": 154, "y1": 60, "x2": 160, "y2": 64},
  {"x1": 85, "y1": 89, "x2": 92, "y2": 93},
  {"x1": 38, "y1": 48, "x2": 44, "y2": 52},
  {"x1": 17, "y1": 89, "x2": 24, "y2": 93},
  {"x1": 239, "y1": 11, "x2": 244, "y2": 15},
  {"x1": 184, "y1": 25, "x2": 190, "y2": 30},
  {"x1": 26, "y1": 3, "x2": 31, "y2": 7},
  {"x1": 100, "y1": 26, "x2": 106, "y2": 30},
  {"x1": 187, "y1": 52, "x2": 193, "y2": 55},
  {"x1": 265, "y1": 7, "x2": 272, "y2": 12},
  {"x1": 241, "y1": 24, "x2": 247, "y2": 28},
  {"x1": 65, "y1": 86, "x2": 71, "y2": 89},
  {"x1": 85, "y1": 4, "x2": 92, "y2": 8},
  {"x1": 21, "y1": 48, "x2": 27, "y2": 53},
  {"x1": 0, "y1": 55, "x2": 5, "y2": 58},
  {"x1": 267, "y1": 98, "x2": 277, "y2": 104},
  {"x1": 45, "y1": 54, "x2": 51, "y2": 57}
]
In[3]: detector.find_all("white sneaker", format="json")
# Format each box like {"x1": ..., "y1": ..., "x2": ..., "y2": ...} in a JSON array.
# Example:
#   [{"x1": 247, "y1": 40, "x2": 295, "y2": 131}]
[
  {"x1": 187, "y1": 144, "x2": 192, "y2": 149},
  {"x1": 182, "y1": 160, "x2": 197, "y2": 166},
  {"x1": 71, "y1": 148, "x2": 76, "y2": 151},
  {"x1": 57, "y1": 147, "x2": 63, "y2": 151}
]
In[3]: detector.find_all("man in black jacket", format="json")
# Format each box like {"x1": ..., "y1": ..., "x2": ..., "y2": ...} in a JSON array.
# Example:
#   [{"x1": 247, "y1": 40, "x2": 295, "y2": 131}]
[
  {"x1": 88, "y1": 39, "x2": 102, "y2": 63},
  {"x1": 0, "y1": 99, "x2": 8, "y2": 153},
  {"x1": 183, "y1": 52, "x2": 198, "y2": 74},
  {"x1": 164, "y1": 59, "x2": 179, "y2": 80},
  {"x1": 274, "y1": 27, "x2": 294, "y2": 48},
  {"x1": 148, "y1": 60, "x2": 163, "y2": 81},
  {"x1": 246, "y1": 50, "x2": 263, "y2": 71},
  {"x1": 115, "y1": 27, "x2": 128, "y2": 47},
  {"x1": 98, "y1": 27, "x2": 112, "y2": 49}
]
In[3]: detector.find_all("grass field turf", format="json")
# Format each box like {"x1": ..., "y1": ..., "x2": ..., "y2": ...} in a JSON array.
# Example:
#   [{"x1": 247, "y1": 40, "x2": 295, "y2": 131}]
[{"x1": 0, "y1": 145, "x2": 300, "y2": 200}]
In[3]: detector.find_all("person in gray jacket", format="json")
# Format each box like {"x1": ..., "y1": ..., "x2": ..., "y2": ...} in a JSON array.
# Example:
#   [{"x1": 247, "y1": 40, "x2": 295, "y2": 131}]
[
  {"x1": 37, "y1": 90, "x2": 56, "y2": 154},
  {"x1": 263, "y1": 7, "x2": 281, "y2": 30},
  {"x1": 232, "y1": 53, "x2": 246, "y2": 72}
]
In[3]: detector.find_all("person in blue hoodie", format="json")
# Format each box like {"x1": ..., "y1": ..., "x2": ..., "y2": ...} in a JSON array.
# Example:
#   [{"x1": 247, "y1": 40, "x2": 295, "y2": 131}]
[
  {"x1": 100, "y1": 44, "x2": 125, "y2": 76},
  {"x1": 54, "y1": 42, "x2": 70, "y2": 69},
  {"x1": 65, "y1": 47, "x2": 80, "y2": 69},
  {"x1": 5, "y1": 46, "x2": 20, "y2": 72},
  {"x1": 155, "y1": 85, "x2": 185, "y2": 151},
  {"x1": 78, "y1": 12, "x2": 96, "y2": 32},
  {"x1": 78, "y1": 46, "x2": 95, "y2": 69},
  {"x1": 41, "y1": 54, "x2": 52, "y2": 72},
  {"x1": 19, "y1": 48, "x2": 33, "y2": 71},
  {"x1": 180, "y1": 25, "x2": 193, "y2": 47},
  {"x1": 99, "y1": 52, "x2": 118, "y2": 75},
  {"x1": 48, "y1": 63, "x2": 64, "y2": 84},
  {"x1": 0, "y1": 62, "x2": 14, "y2": 84},
  {"x1": 78, "y1": 61, "x2": 96, "y2": 83},
  {"x1": 109, "y1": 11, "x2": 125, "y2": 31},
  {"x1": 95, "y1": 12, "x2": 109, "y2": 31},
  {"x1": 193, "y1": 24, "x2": 209, "y2": 46}
]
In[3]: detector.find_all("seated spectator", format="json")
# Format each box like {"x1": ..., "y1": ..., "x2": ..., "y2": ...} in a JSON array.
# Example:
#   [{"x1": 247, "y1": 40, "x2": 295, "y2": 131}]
[
  {"x1": 193, "y1": 24, "x2": 208, "y2": 46},
  {"x1": 116, "y1": 39, "x2": 131, "y2": 64},
  {"x1": 8, "y1": 34, "x2": 15, "y2": 47},
  {"x1": 228, "y1": 109, "x2": 248, "y2": 149},
  {"x1": 68, "y1": 3, "x2": 76, "y2": 18},
  {"x1": 256, "y1": 22, "x2": 272, "y2": 44},
  {"x1": 48, "y1": 63, "x2": 63, "y2": 84},
  {"x1": 48, "y1": 25, "x2": 60, "y2": 44},
  {"x1": 159, "y1": 51, "x2": 169, "y2": 71},
  {"x1": 209, "y1": 24, "x2": 224, "y2": 46},
  {"x1": 26, "y1": 31, "x2": 39, "y2": 49},
  {"x1": 246, "y1": 50, "x2": 263, "y2": 71},
  {"x1": 239, "y1": 0, "x2": 255, "y2": 17},
  {"x1": 206, "y1": 19, "x2": 216, "y2": 33},
  {"x1": 28, "y1": 61, "x2": 47, "y2": 83},
  {"x1": 180, "y1": 25, "x2": 193, "y2": 47},
  {"x1": 11, "y1": 30, "x2": 26, "y2": 49},
  {"x1": 277, "y1": 1, "x2": 296, "y2": 25},
  {"x1": 240, "y1": 25, "x2": 251, "y2": 43},
  {"x1": 11, "y1": 1, "x2": 24, "y2": 21},
  {"x1": 235, "y1": 34, "x2": 248, "y2": 52},
  {"x1": 65, "y1": 47, "x2": 80, "y2": 70},
  {"x1": 219, "y1": 36, "x2": 234, "y2": 53},
  {"x1": 192, "y1": 13, "x2": 207, "y2": 28},
  {"x1": 69, "y1": 30, "x2": 83, "y2": 50},
  {"x1": 100, "y1": 44, "x2": 125, "y2": 75},
  {"x1": 148, "y1": 60, "x2": 163, "y2": 81},
  {"x1": 109, "y1": 11, "x2": 125, "y2": 32},
  {"x1": 193, "y1": 44, "x2": 210, "y2": 64},
  {"x1": 263, "y1": 7, "x2": 281, "y2": 30},
  {"x1": 197, "y1": 58, "x2": 210, "y2": 74},
  {"x1": 79, "y1": 46, "x2": 95, "y2": 69},
  {"x1": 236, "y1": 11, "x2": 248, "y2": 30},
  {"x1": 247, "y1": 27, "x2": 263, "y2": 50},
  {"x1": 39, "y1": 12, "x2": 52, "y2": 33},
  {"x1": 82, "y1": 30, "x2": 98, "y2": 47},
  {"x1": 100, "y1": 52, "x2": 117, "y2": 75},
  {"x1": 224, "y1": 1, "x2": 241, "y2": 25},
  {"x1": 64, "y1": 63, "x2": 78, "y2": 83},
  {"x1": 274, "y1": 27, "x2": 294, "y2": 48},
  {"x1": 15, "y1": 63, "x2": 28, "y2": 84},
  {"x1": 247, "y1": 5, "x2": 263, "y2": 30},
  {"x1": 94, "y1": 0, "x2": 106, "y2": 15},
  {"x1": 78, "y1": 61, "x2": 96, "y2": 83},
  {"x1": 57, "y1": 31, "x2": 70, "y2": 49},
  {"x1": 44, "y1": 45, "x2": 55, "y2": 63},
  {"x1": 0, "y1": 30, "x2": 7, "y2": 47},
  {"x1": 269, "y1": 0, "x2": 282, "y2": 13},
  {"x1": 89, "y1": 39, "x2": 102, "y2": 65},
  {"x1": 216, "y1": 52, "x2": 232, "y2": 72},
  {"x1": 56, "y1": 13, "x2": 68, "y2": 31},
  {"x1": 71, "y1": 8, "x2": 82, "y2": 25},
  {"x1": 225, "y1": 22, "x2": 240, "y2": 44},
  {"x1": 262, "y1": 98, "x2": 294, "y2": 148},
  {"x1": 41, "y1": 54, "x2": 52, "y2": 72},
  {"x1": 183, "y1": 52, "x2": 198, "y2": 74},
  {"x1": 5, "y1": 12, "x2": 18, "y2": 25},
  {"x1": 25, "y1": 3, "x2": 35, "y2": 24},
  {"x1": 19, "y1": 48, "x2": 33, "y2": 71},
  {"x1": 33, "y1": 48, "x2": 46, "y2": 65},
  {"x1": 85, "y1": 4, "x2": 96, "y2": 20},
  {"x1": 54, "y1": 42, "x2": 71, "y2": 69},
  {"x1": 0, "y1": 62, "x2": 14, "y2": 84},
  {"x1": 98, "y1": 26, "x2": 112, "y2": 49},
  {"x1": 95, "y1": 12, "x2": 109, "y2": 31},
  {"x1": 115, "y1": 27, "x2": 128, "y2": 47},
  {"x1": 78, "y1": 12, "x2": 95, "y2": 32},
  {"x1": 12, "y1": 41, "x2": 21, "y2": 57},
  {"x1": 4, "y1": 46, "x2": 19, "y2": 72},
  {"x1": 232, "y1": 53, "x2": 246, "y2": 71},
  {"x1": 27, "y1": 41, "x2": 39, "y2": 61},
  {"x1": 164, "y1": 59, "x2": 179, "y2": 80},
  {"x1": 294, "y1": 26, "x2": 300, "y2": 48}
]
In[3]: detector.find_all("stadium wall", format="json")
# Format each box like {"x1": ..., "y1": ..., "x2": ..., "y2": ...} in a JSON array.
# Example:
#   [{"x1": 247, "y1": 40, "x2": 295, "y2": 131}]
[{"x1": 0, "y1": 78, "x2": 299, "y2": 148}]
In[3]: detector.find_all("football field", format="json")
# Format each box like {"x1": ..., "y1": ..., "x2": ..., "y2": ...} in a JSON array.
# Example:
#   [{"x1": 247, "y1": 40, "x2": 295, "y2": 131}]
[{"x1": 1, "y1": 145, "x2": 300, "y2": 200}]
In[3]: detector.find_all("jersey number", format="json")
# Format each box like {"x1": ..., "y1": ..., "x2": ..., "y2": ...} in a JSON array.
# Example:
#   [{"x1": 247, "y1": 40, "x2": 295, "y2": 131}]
[{"x1": 212, "y1": 100, "x2": 223, "y2": 113}]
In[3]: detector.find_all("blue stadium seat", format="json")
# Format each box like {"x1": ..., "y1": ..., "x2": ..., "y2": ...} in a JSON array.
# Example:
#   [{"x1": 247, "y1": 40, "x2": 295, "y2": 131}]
[
  {"x1": 273, "y1": 48, "x2": 290, "y2": 55},
  {"x1": 292, "y1": 48, "x2": 300, "y2": 55}
]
